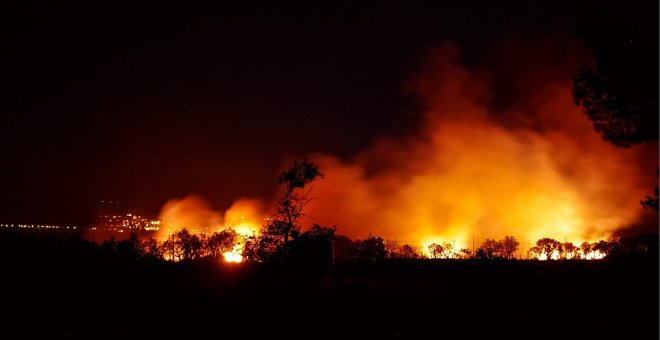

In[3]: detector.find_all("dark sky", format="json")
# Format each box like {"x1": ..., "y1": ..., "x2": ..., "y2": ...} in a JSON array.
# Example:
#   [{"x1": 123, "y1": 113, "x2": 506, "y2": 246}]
[{"x1": 2, "y1": 1, "x2": 583, "y2": 225}]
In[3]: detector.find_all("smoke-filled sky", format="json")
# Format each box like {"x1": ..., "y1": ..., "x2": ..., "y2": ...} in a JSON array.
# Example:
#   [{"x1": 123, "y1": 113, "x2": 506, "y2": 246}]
[{"x1": 2, "y1": 1, "x2": 657, "y2": 239}]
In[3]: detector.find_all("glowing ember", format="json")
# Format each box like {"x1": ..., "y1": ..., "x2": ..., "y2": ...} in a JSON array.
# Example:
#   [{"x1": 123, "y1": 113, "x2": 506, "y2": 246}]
[
  {"x1": 538, "y1": 250, "x2": 560, "y2": 261},
  {"x1": 223, "y1": 251, "x2": 243, "y2": 263},
  {"x1": 582, "y1": 251, "x2": 605, "y2": 260}
]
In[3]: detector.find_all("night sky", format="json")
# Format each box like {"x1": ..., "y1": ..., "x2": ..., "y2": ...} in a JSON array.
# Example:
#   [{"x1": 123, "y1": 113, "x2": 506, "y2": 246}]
[{"x1": 0, "y1": 1, "x2": 646, "y2": 226}]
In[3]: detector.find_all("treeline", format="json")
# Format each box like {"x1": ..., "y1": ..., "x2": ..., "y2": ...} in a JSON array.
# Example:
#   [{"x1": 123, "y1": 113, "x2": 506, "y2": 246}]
[
  {"x1": 330, "y1": 234, "x2": 658, "y2": 261},
  {"x1": 3, "y1": 160, "x2": 656, "y2": 267},
  {"x1": 1, "y1": 226, "x2": 657, "y2": 267}
]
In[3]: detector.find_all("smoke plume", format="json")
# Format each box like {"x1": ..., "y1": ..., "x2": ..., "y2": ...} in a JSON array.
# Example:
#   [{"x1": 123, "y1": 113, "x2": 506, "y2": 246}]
[
  {"x1": 157, "y1": 195, "x2": 265, "y2": 241},
  {"x1": 157, "y1": 39, "x2": 657, "y2": 249},
  {"x1": 303, "y1": 40, "x2": 656, "y2": 247}
]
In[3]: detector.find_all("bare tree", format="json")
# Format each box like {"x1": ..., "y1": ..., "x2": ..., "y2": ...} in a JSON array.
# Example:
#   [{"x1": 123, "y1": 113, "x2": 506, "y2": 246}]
[
  {"x1": 273, "y1": 159, "x2": 323, "y2": 246},
  {"x1": 251, "y1": 159, "x2": 323, "y2": 261}
]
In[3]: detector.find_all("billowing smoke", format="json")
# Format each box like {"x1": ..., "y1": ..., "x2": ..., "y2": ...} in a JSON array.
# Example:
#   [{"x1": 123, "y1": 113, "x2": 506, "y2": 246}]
[
  {"x1": 222, "y1": 198, "x2": 266, "y2": 236},
  {"x1": 157, "y1": 40, "x2": 656, "y2": 249},
  {"x1": 156, "y1": 195, "x2": 265, "y2": 241},
  {"x1": 302, "y1": 41, "x2": 656, "y2": 247}
]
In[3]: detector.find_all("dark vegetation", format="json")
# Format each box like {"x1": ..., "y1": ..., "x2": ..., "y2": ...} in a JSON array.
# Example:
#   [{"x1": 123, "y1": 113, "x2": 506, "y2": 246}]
[
  {"x1": 572, "y1": 0, "x2": 659, "y2": 213},
  {"x1": 572, "y1": 0, "x2": 658, "y2": 147},
  {"x1": 1, "y1": 228, "x2": 657, "y2": 339}
]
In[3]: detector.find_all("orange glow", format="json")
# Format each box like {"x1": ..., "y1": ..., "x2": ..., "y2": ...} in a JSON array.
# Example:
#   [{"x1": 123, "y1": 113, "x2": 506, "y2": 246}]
[
  {"x1": 155, "y1": 41, "x2": 656, "y2": 252},
  {"x1": 156, "y1": 195, "x2": 222, "y2": 241},
  {"x1": 301, "y1": 42, "x2": 656, "y2": 246},
  {"x1": 222, "y1": 199, "x2": 265, "y2": 237},
  {"x1": 155, "y1": 196, "x2": 265, "y2": 262},
  {"x1": 223, "y1": 250, "x2": 244, "y2": 263},
  {"x1": 584, "y1": 251, "x2": 605, "y2": 260},
  {"x1": 538, "y1": 251, "x2": 560, "y2": 261},
  {"x1": 157, "y1": 196, "x2": 265, "y2": 241}
]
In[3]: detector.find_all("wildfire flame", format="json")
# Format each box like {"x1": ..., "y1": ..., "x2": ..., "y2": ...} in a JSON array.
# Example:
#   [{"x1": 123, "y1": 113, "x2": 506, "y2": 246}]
[
  {"x1": 156, "y1": 40, "x2": 656, "y2": 258},
  {"x1": 223, "y1": 248, "x2": 244, "y2": 263},
  {"x1": 157, "y1": 197, "x2": 265, "y2": 262},
  {"x1": 301, "y1": 41, "x2": 657, "y2": 246},
  {"x1": 222, "y1": 199, "x2": 264, "y2": 237}
]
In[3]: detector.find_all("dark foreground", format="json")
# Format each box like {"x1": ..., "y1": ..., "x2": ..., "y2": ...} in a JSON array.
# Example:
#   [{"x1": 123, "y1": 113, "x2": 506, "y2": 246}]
[{"x1": 1, "y1": 236, "x2": 657, "y2": 339}]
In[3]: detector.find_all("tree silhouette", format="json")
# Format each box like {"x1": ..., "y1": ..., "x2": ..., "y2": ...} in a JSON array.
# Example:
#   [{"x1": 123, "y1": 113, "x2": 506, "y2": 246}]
[
  {"x1": 527, "y1": 246, "x2": 541, "y2": 259},
  {"x1": 441, "y1": 242, "x2": 454, "y2": 259},
  {"x1": 331, "y1": 235, "x2": 356, "y2": 260},
  {"x1": 580, "y1": 241, "x2": 592, "y2": 259},
  {"x1": 254, "y1": 159, "x2": 323, "y2": 261},
  {"x1": 500, "y1": 236, "x2": 519, "y2": 259},
  {"x1": 400, "y1": 244, "x2": 418, "y2": 259},
  {"x1": 141, "y1": 237, "x2": 163, "y2": 260},
  {"x1": 640, "y1": 170, "x2": 659, "y2": 212},
  {"x1": 287, "y1": 225, "x2": 336, "y2": 268},
  {"x1": 572, "y1": 1, "x2": 658, "y2": 211},
  {"x1": 181, "y1": 229, "x2": 204, "y2": 260},
  {"x1": 273, "y1": 159, "x2": 323, "y2": 246},
  {"x1": 458, "y1": 248, "x2": 472, "y2": 259},
  {"x1": 160, "y1": 228, "x2": 204, "y2": 261},
  {"x1": 475, "y1": 247, "x2": 487, "y2": 259},
  {"x1": 98, "y1": 236, "x2": 118, "y2": 259},
  {"x1": 162, "y1": 234, "x2": 182, "y2": 261},
  {"x1": 592, "y1": 240, "x2": 615, "y2": 258},
  {"x1": 385, "y1": 239, "x2": 400, "y2": 258},
  {"x1": 206, "y1": 229, "x2": 239, "y2": 258},
  {"x1": 241, "y1": 235, "x2": 261, "y2": 262},
  {"x1": 534, "y1": 238, "x2": 563, "y2": 260},
  {"x1": 572, "y1": 0, "x2": 658, "y2": 147},
  {"x1": 428, "y1": 243, "x2": 443, "y2": 259},
  {"x1": 479, "y1": 239, "x2": 501, "y2": 259},
  {"x1": 115, "y1": 232, "x2": 144, "y2": 261},
  {"x1": 562, "y1": 242, "x2": 579, "y2": 260},
  {"x1": 610, "y1": 234, "x2": 659, "y2": 256},
  {"x1": 357, "y1": 235, "x2": 388, "y2": 260}
]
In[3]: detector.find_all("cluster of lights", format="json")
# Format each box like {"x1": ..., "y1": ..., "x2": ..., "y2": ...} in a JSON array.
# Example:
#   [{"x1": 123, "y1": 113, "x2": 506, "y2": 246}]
[
  {"x1": 95, "y1": 213, "x2": 161, "y2": 232},
  {"x1": 0, "y1": 224, "x2": 77, "y2": 230}
]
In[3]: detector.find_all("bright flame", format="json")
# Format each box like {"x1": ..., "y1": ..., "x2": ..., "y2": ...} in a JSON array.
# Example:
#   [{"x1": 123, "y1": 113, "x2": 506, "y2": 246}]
[
  {"x1": 537, "y1": 250, "x2": 561, "y2": 261},
  {"x1": 420, "y1": 233, "x2": 468, "y2": 258},
  {"x1": 223, "y1": 199, "x2": 264, "y2": 237},
  {"x1": 582, "y1": 251, "x2": 605, "y2": 260},
  {"x1": 223, "y1": 250, "x2": 244, "y2": 263},
  {"x1": 155, "y1": 196, "x2": 265, "y2": 263}
]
